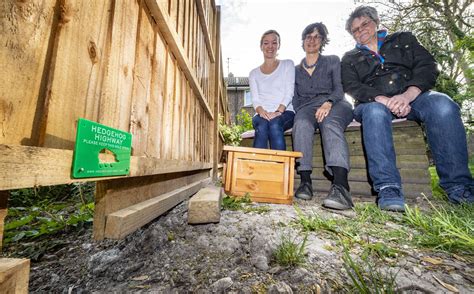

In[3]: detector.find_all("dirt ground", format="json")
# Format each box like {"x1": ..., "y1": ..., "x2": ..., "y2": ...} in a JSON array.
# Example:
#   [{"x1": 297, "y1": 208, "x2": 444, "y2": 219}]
[{"x1": 4, "y1": 193, "x2": 474, "y2": 293}]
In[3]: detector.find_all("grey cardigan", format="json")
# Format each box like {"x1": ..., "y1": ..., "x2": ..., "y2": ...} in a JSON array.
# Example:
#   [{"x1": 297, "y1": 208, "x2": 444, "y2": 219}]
[{"x1": 293, "y1": 55, "x2": 344, "y2": 112}]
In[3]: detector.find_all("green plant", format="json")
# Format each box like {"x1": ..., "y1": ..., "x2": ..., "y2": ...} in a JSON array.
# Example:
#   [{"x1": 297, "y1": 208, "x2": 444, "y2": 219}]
[
  {"x1": 222, "y1": 194, "x2": 252, "y2": 210},
  {"x1": 3, "y1": 183, "x2": 95, "y2": 259},
  {"x1": 218, "y1": 111, "x2": 253, "y2": 146},
  {"x1": 222, "y1": 194, "x2": 270, "y2": 214},
  {"x1": 428, "y1": 167, "x2": 448, "y2": 201},
  {"x1": 403, "y1": 199, "x2": 474, "y2": 254},
  {"x1": 342, "y1": 245, "x2": 398, "y2": 294},
  {"x1": 294, "y1": 206, "x2": 350, "y2": 238},
  {"x1": 273, "y1": 233, "x2": 308, "y2": 267},
  {"x1": 235, "y1": 109, "x2": 253, "y2": 132}
]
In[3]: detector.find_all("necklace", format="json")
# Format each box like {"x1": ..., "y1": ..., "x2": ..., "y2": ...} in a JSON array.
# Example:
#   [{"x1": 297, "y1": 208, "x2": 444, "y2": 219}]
[{"x1": 303, "y1": 57, "x2": 317, "y2": 69}]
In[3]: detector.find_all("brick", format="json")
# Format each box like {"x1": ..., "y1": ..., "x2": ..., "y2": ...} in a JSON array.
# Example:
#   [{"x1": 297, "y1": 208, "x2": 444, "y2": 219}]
[{"x1": 188, "y1": 186, "x2": 223, "y2": 224}]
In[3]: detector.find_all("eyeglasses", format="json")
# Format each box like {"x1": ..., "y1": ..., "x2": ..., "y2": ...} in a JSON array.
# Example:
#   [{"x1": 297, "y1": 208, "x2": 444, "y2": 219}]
[
  {"x1": 351, "y1": 19, "x2": 372, "y2": 35},
  {"x1": 304, "y1": 35, "x2": 322, "y2": 42}
]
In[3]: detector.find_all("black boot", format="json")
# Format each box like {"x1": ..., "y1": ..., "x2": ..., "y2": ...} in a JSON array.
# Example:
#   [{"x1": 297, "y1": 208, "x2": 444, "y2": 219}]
[{"x1": 295, "y1": 171, "x2": 313, "y2": 200}]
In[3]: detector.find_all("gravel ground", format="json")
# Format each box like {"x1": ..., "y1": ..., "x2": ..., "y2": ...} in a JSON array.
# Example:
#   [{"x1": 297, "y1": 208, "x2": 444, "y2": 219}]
[{"x1": 6, "y1": 192, "x2": 473, "y2": 293}]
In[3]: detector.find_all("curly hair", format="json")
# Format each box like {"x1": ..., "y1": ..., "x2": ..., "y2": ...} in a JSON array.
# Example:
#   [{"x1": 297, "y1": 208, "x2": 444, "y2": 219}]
[{"x1": 345, "y1": 6, "x2": 380, "y2": 34}]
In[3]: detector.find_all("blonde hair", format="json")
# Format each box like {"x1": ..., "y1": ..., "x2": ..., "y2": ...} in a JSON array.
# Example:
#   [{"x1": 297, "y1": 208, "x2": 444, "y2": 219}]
[{"x1": 260, "y1": 30, "x2": 281, "y2": 48}]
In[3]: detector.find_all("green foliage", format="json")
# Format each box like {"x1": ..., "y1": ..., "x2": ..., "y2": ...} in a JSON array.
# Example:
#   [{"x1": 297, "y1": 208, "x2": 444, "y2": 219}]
[
  {"x1": 222, "y1": 194, "x2": 252, "y2": 210},
  {"x1": 218, "y1": 110, "x2": 253, "y2": 146},
  {"x1": 403, "y1": 201, "x2": 474, "y2": 254},
  {"x1": 428, "y1": 166, "x2": 448, "y2": 201},
  {"x1": 222, "y1": 193, "x2": 271, "y2": 214},
  {"x1": 273, "y1": 233, "x2": 308, "y2": 267},
  {"x1": 4, "y1": 183, "x2": 95, "y2": 259},
  {"x1": 342, "y1": 244, "x2": 398, "y2": 294},
  {"x1": 235, "y1": 109, "x2": 253, "y2": 132}
]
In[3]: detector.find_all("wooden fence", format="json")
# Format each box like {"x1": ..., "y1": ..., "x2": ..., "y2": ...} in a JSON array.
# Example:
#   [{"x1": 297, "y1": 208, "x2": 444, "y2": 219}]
[{"x1": 0, "y1": 0, "x2": 229, "y2": 240}]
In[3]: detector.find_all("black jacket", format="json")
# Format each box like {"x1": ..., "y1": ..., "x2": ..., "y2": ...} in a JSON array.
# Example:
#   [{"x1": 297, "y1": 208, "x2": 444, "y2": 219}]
[{"x1": 341, "y1": 32, "x2": 439, "y2": 105}]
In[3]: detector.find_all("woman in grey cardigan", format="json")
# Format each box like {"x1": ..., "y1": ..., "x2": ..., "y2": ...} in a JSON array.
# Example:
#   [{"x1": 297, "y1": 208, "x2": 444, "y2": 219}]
[{"x1": 293, "y1": 22, "x2": 354, "y2": 210}]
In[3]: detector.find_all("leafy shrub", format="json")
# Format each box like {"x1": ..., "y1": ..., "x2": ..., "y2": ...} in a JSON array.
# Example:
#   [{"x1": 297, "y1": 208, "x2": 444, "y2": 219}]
[{"x1": 219, "y1": 110, "x2": 253, "y2": 146}]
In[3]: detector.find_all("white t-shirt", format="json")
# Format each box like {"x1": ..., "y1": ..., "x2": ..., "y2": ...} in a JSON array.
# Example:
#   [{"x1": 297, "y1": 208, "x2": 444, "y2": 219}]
[{"x1": 249, "y1": 59, "x2": 295, "y2": 113}]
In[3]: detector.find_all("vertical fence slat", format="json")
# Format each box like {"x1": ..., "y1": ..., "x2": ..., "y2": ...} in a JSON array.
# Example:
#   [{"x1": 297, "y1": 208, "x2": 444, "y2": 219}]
[
  {"x1": 0, "y1": 1, "x2": 56, "y2": 146},
  {"x1": 43, "y1": 0, "x2": 112, "y2": 149},
  {"x1": 129, "y1": 5, "x2": 155, "y2": 156},
  {"x1": 99, "y1": 0, "x2": 140, "y2": 131}
]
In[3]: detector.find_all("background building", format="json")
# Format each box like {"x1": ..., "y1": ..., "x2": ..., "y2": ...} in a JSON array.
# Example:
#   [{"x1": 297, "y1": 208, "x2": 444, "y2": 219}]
[{"x1": 225, "y1": 73, "x2": 255, "y2": 124}]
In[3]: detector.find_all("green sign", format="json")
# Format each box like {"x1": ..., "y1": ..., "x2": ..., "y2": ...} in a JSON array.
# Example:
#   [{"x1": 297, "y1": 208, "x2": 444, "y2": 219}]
[{"x1": 72, "y1": 118, "x2": 132, "y2": 178}]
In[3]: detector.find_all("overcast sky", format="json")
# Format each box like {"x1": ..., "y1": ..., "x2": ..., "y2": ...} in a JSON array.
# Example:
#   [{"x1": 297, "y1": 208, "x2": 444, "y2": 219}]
[{"x1": 215, "y1": 0, "x2": 362, "y2": 77}]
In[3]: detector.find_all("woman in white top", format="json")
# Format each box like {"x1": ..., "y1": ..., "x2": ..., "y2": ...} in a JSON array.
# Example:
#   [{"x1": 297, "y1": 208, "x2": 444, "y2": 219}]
[{"x1": 249, "y1": 30, "x2": 295, "y2": 150}]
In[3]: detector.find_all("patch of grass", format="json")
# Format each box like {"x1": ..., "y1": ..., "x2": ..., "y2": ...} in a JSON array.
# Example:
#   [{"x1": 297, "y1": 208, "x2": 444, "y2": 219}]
[
  {"x1": 222, "y1": 194, "x2": 252, "y2": 210},
  {"x1": 294, "y1": 206, "x2": 343, "y2": 236},
  {"x1": 403, "y1": 200, "x2": 474, "y2": 254},
  {"x1": 429, "y1": 166, "x2": 448, "y2": 201},
  {"x1": 354, "y1": 203, "x2": 397, "y2": 224},
  {"x1": 273, "y1": 233, "x2": 308, "y2": 267},
  {"x1": 342, "y1": 245, "x2": 398, "y2": 294},
  {"x1": 361, "y1": 242, "x2": 400, "y2": 260},
  {"x1": 222, "y1": 194, "x2": 270, "y2": 214}
]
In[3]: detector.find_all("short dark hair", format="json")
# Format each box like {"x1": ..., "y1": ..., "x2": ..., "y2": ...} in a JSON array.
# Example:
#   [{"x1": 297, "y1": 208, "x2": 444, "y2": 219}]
[
  {"x1": 345, "y1": 6, "x2": 380, "y2": 34},
  {"x1": 260, "y1": 30, "x2": 281, "y2": 48},
  {"x1": 301, "y1": 22, "x2": 329, "y2": 52}
]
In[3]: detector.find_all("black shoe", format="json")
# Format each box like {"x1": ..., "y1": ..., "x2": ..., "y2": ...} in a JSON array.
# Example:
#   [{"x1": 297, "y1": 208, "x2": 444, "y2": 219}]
[
  {"x1": 323, "y1": 184, "x2": 354, "y2": 210},
  {"x1": 295, "y1": 182, "x2": 313, "y2": 200}
]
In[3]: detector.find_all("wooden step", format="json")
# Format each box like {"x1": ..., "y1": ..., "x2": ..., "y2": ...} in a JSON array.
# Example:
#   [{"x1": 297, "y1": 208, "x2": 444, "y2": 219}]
[
  {"x1": 294, "y1": 179, "x2": 432, "y2": 199},
  {"x1": 308, "y1": 168, "x2": 431, "y2": 184}
]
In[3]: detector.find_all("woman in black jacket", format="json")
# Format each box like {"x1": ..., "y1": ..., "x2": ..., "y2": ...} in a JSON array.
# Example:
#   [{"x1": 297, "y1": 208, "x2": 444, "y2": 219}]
[{"x1": 341, "y1": 6, "x2": 473, "y2": 211}]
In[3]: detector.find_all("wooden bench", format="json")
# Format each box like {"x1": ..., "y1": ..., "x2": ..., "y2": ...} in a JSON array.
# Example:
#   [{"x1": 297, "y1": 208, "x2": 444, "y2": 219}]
[{"x1": 241, "y1": 119, "x2": 432, "y2": 201}]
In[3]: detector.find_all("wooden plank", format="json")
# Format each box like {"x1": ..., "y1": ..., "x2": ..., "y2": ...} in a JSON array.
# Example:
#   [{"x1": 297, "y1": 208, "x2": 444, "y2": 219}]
[
  {"x1": 0, "y1": 258, "x2": 30, "y2": 293},
  {"x1": 224, "y1": 146, "x2": 302, "y2": 158},
  {"x1": 171, "y1": 69, "x2": 182, "y2": 159},
  {"x1": 161, "y1": 53, "x2": 176, "y2": 159},
  {"x1": 0, "y1": 0, "x2": 56, "y2": 146},
  {"x1": 42, "y1": 0, "x2": 113, "y2": 149},
  {"x1": 311, "y1": 154, "x2": 429, "y2": 168},
  {"x1": 309, "y1": 168, "x2": 431, "y2": 184},
  {"x1": 129, "y1": 6, "x2": 155, "y2": 156},
  {"x1": 146, "y1": 31, "x2": 167, "y2": 158},
  {"x1": 104, "y1": 178, "x2": 210, "y2": 239},
  {"x1": 0, "y1": 144, "x2": 213, "y2": 190},
  {"x1": 177, "y1": 0, "x2": 185, "y2": 45},
  {"x1": 145, "y1": 0, "x2": 214, "y2": 119},
  {"x1": 212, "y1": 6, "x2": 222, "y2": 179},
  {"x1": 224, "y1": 151, "x2": 233, "y2": 192},
  {"x1": 195, "y1": 0, "x2": 215, "y2": 63},
  {"x1": 306, "y1": 179, "x2": 432, "y2": 198},
  {"x1": 235, "y1": 160, "x2": 285, "y2": 181},
  {"x1": 98, "y1": 0, "x2": 140, "y2": 130},
  {"x1": 234, "y1": 179, "x2": 285, "y2": 197},
  {"x1": 93, "y1": 169, "x2": 209, "y2": 239},
  {"x1": 179, "y1": 73, "x2": 187, "y2": 160}
]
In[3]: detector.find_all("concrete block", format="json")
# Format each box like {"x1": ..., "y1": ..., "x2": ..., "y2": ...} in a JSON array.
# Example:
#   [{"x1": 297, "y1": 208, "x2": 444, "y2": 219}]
[{"x1": 188, "y1": 186, "x2": 223, "y2": 224}]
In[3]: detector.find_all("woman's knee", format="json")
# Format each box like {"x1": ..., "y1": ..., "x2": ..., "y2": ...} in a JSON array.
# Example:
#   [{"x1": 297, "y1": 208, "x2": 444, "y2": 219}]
[{"x1": 252, "y1": 116, "x2": 268, "y2": 131}]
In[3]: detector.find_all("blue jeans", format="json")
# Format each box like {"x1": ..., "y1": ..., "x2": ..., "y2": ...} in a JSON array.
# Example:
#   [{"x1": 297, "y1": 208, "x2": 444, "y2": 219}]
[
  {"x1": 252, "y1": 111, "x2": 295, "y2": 150},
  {"x1": 353, "y1": 91, "x2": 473, "y2": 194}
]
